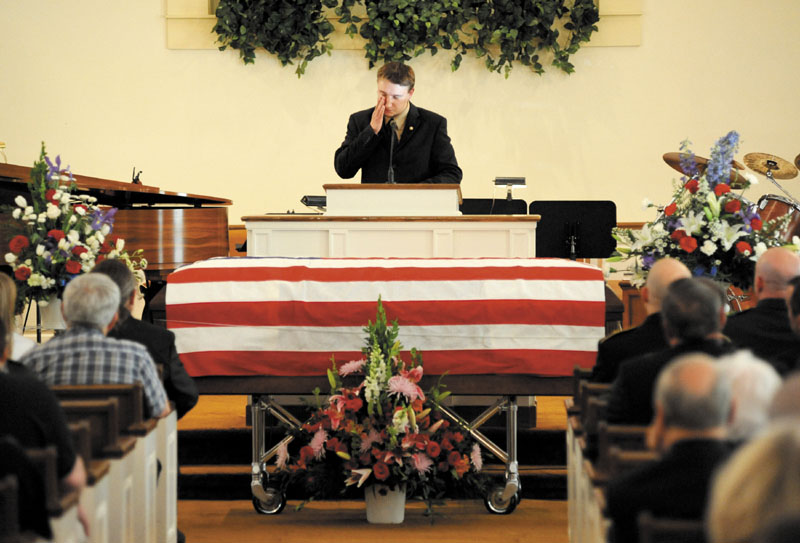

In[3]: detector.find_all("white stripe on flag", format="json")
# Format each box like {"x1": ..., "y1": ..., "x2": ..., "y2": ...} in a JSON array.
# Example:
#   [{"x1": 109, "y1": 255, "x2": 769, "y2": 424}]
[{"x1": 179, "y1": 256, "x2": 600, "y2": 270}]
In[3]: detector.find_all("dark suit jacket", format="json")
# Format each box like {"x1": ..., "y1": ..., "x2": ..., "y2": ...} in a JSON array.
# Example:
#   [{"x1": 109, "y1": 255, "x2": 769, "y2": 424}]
[
  {"x1": 334, "y1": 103, "x2": 462, "y2": 184},
  {"x1": 722, "y1": 297, "x2": 800, "y2": 374},
  {"x1": 591, "y1": 313, "x2": 668, "y2": 383},
  {"x1": 109, "y1": 317, "x2": 199, "y2": 418},
  {"x1": 606, "y1": 338, "x2": 736, "y2": 425},
  {"x1": 606, "y1": 438, "x2": 731, "y2": 543}
]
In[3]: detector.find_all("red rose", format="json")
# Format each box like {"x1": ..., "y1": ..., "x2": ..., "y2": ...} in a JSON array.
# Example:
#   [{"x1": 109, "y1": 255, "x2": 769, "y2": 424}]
[
  {"x1": 679, "y1": 236, "x2": 698, "y2": 253},
  {"x1": 96, "y1": 255, "x2": 106, "y2": 264},
  {"x1": 426, "y1": 441, "x2": 441, "y2": 458},
  {"x1": 9, "y1": 235, "x2": 29, "y2": 254},
  {"x1": 45, "y1": 189, "x2": 59, "y2": 205},
  {"x1": 100, "y1": 241, "x2": 112, "y2": 254},
  {"x1": 14, "y1": 266, "x2": 31, "y2": 281},
  {"x1": 664, "y1": 202, "x2": 677, "y2": 216},
  {"x1": 47, "y1": 229, "x2": 66, "y2": 241},
  {"x1": 724, "y1": 200, "x2": 741, "y2": 213},
  {"x1": 736, "y1": 241, "x2": 753, "y2": 255},
  {"x1": 65, "y1": 260, "x2": 82, "y2": 274},
  {"x1": 750, "y1": 218, "x2": 763, "y2": 231},
  {"x1": 714, "y1": 183, "x2": 731, "y2": 196},
  {"x1": 670, "y1": 230, "x2": 687, "y2": 241},
  {"x1": 448, "y1": 450, "x2": 462, "y2": 466},
  {"x1": 685, "y1": 179, "x2": 699, "y2": 194},
  {"x1": 72, "y1": 246, "x2": 88, "y2": 256},
  {"x1": 373, "y1": 461, "x2": 390, "y2": 481}
]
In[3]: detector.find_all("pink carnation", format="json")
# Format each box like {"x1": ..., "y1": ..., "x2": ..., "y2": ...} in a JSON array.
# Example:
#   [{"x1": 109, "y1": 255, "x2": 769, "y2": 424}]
[
  {"x1": 412, "y1": 453, "x2": 433, "y2": 474},
  {"x1": 275, "y1": 442, "x2": 289, "y2": 470},
  {"x1": 470, "y1": 443, "x2": 483, "y2": 471},
  {"x1": 359, "y1": 428, "x2": 381, "y2": 453},
  {"x1": 388, "y1": 375, "x2": 425, "y2": 402},
  {"x1": 339, "y1": 359, "x2": 366, "y2": 376},
  {"x1": 310, "y1": 429, "x2": 328, "y2": 459}
]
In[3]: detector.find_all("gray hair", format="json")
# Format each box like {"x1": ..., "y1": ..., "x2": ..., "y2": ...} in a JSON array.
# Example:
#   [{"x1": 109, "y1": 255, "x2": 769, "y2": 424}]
[
  {"x1": 717, "y1": 351, "x2": 782, "y2": 441},
  {"x1": 62, "y1": 273, "x2": 120, "y2": 330},
  {"x1": 661, "y1": 277, "x2": 724, "y2": 341},
  {"x1": 654, "y1": 353, "x2": 732, "y2": 430}
]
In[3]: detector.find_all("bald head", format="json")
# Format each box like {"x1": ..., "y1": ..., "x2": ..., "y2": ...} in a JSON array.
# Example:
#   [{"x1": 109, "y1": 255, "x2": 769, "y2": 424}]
[
  {"x1": 769, "y1": 372, "x2": 800, "y2": 422},
  {"x1": 755, "y1": 248, "x2": 800, "y2": 300},
  {"x1": 644, "y1": 258, "x2": 691, "y2": 314}
]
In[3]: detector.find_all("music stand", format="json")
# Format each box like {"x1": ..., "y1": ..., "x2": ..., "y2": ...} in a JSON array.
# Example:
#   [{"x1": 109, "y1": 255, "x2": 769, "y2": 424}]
[
  {"x1": 460, "y1": 198, "x2": 527, "y2": 215},
  {"x1": 529, "y1": 200, "x2": 616, "y2": 259}
]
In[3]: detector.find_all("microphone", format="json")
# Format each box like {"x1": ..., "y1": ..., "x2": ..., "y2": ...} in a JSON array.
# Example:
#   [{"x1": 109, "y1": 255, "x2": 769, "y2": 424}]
[{"x1": 387, "y1": 118, "x2": 396, "y2": 184}]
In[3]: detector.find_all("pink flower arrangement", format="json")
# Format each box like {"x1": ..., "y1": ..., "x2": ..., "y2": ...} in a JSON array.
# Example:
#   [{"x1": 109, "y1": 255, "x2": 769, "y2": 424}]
[{"x1": 275, "y1": 299, "x2": 486, "y2": 510}]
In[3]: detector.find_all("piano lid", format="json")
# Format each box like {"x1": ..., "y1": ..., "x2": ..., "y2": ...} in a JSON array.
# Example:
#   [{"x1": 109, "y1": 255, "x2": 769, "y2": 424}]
[{"x1": 0, "y1": 163, "x2": 231, "y2": 208}]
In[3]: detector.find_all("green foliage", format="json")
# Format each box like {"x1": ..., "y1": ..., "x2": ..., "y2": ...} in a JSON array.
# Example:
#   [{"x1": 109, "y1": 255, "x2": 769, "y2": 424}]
[{"x1": 214, "y1": 0, "x2": 599, "y2": 77}]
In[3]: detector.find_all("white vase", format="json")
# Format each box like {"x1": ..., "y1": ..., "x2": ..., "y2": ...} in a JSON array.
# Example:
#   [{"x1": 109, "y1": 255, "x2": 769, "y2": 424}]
[
  {"x1": 38, "y1": 298, "x2": 66, "y2": 330},
  {"x1": 364, "y1": 484, "x2": 406, "y2": 524}
]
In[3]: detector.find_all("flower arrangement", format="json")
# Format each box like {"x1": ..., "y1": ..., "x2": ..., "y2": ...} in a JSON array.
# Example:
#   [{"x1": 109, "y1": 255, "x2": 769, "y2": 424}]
[
  {"x1": 610, "y1": 131, "x2": 795, "y2": 290},
  {"x1": 4, "y1": 143, "x2": 147, "y2": 311},
  {"x1": 275, "y1": 299, "x2": 486, "y2": 510}
]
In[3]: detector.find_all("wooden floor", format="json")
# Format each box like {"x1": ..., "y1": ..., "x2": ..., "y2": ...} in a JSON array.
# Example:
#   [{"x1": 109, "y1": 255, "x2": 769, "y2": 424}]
[{"x1": 176, "y1": 394, "x2": 570, "y2": 541}]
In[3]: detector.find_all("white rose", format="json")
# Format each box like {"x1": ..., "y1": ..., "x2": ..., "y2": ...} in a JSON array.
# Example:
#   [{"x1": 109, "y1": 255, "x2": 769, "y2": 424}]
[
  {"x1": 12, "y1": 208, "x2": 21, "y2": 219},
  {"x1": 700, "y1": 240, "x2": 717, "y2": 256},
  {"x1": 68, "y1": 230, "x2": 80, "y2": 243},
  {"x1": 4, "y1": 253, "x2": 16, "y2": 264},
  {"x1": 35, "y1": 244, "x2": 45, "y2": 256},
  {"x1": 14, "y1": 195, "x2": 27, "y2": 207},
  {"x1": 46, "y1": 203, "x2": 61, "y2": 219}
]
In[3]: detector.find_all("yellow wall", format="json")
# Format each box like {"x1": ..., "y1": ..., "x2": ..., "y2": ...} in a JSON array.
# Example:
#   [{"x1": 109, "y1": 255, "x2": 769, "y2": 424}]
[{"x1": 1, "y1": 1, "x2": 799, "y2": 225}]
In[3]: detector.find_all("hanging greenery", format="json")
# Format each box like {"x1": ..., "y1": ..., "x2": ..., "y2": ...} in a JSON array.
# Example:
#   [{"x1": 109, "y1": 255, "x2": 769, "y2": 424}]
[{"x1": 213, "y1": 0, "x2": 599, "y2": 78}]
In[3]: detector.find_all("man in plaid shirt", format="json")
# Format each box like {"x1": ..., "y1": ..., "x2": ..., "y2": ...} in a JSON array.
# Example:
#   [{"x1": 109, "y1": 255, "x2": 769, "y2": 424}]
[{"x1": 21, "y1": 273, "x2": 170, "y2": 419}]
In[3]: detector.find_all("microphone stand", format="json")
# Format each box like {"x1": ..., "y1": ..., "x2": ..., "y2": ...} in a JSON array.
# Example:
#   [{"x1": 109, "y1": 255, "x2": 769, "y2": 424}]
[{"x1": 387, "y1": 119, "x2": 396, "y2": 184}]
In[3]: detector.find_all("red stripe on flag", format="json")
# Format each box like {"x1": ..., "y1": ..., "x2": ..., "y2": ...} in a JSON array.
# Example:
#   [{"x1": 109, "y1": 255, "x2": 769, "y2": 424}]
[
  {"x1": 180, "y1": 348, "x2": 596, "y2": 377},
  {"x1": 167, "y1": 263, "x2": 603, "y2": 284},
  {"x1": 167, "y1": 299, "x2": 606, "y2": 328}
]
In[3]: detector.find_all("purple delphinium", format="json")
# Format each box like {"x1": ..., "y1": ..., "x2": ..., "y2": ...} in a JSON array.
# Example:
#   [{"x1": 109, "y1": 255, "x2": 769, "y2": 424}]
[
  {"x1": 679, "y1": 139, "x2": 699, "y2": 181},
  {"x1": 706, "y1": 131, "x2": 740, "y2": 187}
]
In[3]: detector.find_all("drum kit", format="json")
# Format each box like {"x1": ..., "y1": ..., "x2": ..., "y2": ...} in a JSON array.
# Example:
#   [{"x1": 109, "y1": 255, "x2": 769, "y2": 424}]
[{"x1": 663, "y1": 150, "x2": 800, "y2": 241}]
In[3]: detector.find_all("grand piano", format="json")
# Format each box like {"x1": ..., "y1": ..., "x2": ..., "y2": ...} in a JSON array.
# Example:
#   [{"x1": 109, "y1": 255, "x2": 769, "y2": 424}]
[{"x1": 0, "y1": 162, "x2": 231, "y2": 318}]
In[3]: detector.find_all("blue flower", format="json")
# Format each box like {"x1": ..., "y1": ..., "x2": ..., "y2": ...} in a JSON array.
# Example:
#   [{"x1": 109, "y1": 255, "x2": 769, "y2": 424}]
[
  {"x1": 679, "y1": 139, "x2": 699, "y2": 179},
  {"x1": 706, "y1": 130, "x2": 740, "y2": 186},
  {"x1": 642, "y1": 253, "x2": 656, "y2": 269},
  {"x1": 90, "y1": 207, "x2": 117, "y2": 230}
]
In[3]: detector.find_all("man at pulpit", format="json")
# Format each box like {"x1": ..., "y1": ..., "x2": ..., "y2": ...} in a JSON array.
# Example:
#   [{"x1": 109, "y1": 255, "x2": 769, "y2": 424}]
[{"x1": 334, "y1": 61, "x2": 462, "y2": 184}]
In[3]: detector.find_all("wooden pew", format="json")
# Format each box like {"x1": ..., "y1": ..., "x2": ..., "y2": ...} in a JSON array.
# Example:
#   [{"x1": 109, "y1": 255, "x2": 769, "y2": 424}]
[
  {"x1": 54, "y1": 384, "x2": 162, "y2": 543},
  {"x1": 68, "y1": 419, "x2": 110, "y2": 543},
  {"x1": 60, "y1": 398, "x2": 137, "y2": 543},
  {"x1": 637, "y1": 510, "x2": 705, "y2": 543},
  {"x1": 24, "y1": 446, "x2": 82, "y2": 543},
  {"x1": 596, "y1": 421, "x2": 648, "y2": 473}
]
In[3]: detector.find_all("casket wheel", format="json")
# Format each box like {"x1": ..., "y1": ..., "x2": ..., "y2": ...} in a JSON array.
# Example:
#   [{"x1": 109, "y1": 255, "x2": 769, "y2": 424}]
[
  {"x1": 252, "y1": 487, "x2": 286, "y2": 515},
  {"x1": 484, "y1": 484, "x2": 520, "y2": 514}
]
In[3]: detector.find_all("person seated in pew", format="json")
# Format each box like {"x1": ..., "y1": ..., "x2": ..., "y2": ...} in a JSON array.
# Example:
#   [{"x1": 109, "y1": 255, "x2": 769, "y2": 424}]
[
  {"x1": 19, "y1": 273, "x2": 170, "y2": 419},
  {"x1": 707, "y1": 422, "x2": 800, "y2": 543},
  {"x1": 592, "y1": 258, "x2": 691, "y2": 383},
  {"x1": 606, "y1": 353, "x2": 733, "y2": 543},
  {"x1": 722, "y1": 247, "x2": 800, "y2": 375},
  {"x1": 606, "y1": 277, "x2": 736, "y2": 425},
  {"x1": 92, "y1": 259, "x2": 198, "y2": 418},
  {"x1": 716, "y1": 351, "x2": 782, "y2": 445},
  {"x1": 0, "y1": 272, "x2": 36, "y2": 366},
  {"x1": 0, "y1": 316, "x2": 89, "y2": 538}
]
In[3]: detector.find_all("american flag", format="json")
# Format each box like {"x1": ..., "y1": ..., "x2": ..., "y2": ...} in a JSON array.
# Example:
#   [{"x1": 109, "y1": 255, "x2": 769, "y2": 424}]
[{"x1": 166, "y1": 257, "x2": 606, "y2": 377}]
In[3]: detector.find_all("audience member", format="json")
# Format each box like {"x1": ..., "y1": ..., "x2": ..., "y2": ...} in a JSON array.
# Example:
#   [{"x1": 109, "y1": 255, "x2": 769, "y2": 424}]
[
  {"x1": 716, "y1": 351, "x2": 782, "y2": 444},
  {"x1": 592, "y1": 258, "x2": 691, "y2": 382},
  {"x1": 0, "y1": 316, "x2": 88, "y2": 537},
  {"x1": 606, "y1": 277, "x2": 736, "y2": 424},
  {"x1": 723, "y1": 247, "x2": 800, "y2": 374},
  {"x1": 707, "y1": 422, "x2": 800, "y2": 543},
  {"x1": 606, "y1": 353, "x2": 733, "y2": 543},
  {"x1": 768, "y1": 371, "x2": 800, "y2": 421},
  {"x1": 0, "y1": 272, "x2": 35, "y2": 363},
  {"x1": 19, "y1": 273, "x2": 169, "y2": 418},
  {"x1": 93, "y1": 259, "x2": 198, "y2": 418}
]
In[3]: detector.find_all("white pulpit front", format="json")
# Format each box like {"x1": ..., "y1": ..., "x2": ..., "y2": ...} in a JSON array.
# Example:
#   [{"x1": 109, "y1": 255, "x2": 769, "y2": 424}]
[{"x1": 323, "y1": 183, "x2": 462, "y2": 216}]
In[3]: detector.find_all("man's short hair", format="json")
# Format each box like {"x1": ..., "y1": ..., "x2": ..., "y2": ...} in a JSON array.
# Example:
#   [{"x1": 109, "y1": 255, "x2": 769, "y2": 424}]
[
  {"x1": 654, "y1": 353, "x2": 732, "y2": 430},
  {"x1": 377, "y1": 62, "x2": 415, "y2": 89},
  {"x1": 717, "y1": 351, "x2": 782, "y2": 441},
  {"x1": 62, "y1": 273, "x2": 120, "y2": 330},
  {"x1": 661, "y1": 277, "x2": 724, "y2": 341},
  {"x1": 92, "y1": 259, "x2": 136, "y2": 318}
]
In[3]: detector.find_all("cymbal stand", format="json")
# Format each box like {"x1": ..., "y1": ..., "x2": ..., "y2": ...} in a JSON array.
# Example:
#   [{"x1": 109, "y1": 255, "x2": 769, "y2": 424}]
[{"x1": 763, "y1": 160, "x2": 800, "y2": 205}]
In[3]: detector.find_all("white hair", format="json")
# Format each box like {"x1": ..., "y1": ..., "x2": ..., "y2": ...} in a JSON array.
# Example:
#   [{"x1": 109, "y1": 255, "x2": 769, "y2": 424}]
[{"x1": 62, "y1": 273, "x2": 120, "y2": 330}]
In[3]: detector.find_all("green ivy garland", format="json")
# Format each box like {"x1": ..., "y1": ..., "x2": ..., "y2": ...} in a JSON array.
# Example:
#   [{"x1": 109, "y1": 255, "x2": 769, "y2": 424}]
[{"x1": 214, "y1": 0, "x2": 599, "y2": 78}]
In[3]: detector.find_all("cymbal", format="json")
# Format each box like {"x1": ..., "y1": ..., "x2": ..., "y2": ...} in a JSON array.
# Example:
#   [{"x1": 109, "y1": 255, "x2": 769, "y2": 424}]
[
  {"x1": 744, "y1": 152, "x2": 798, "y2": 180},
  {"x1": 795, "y1": 153, "x2": 800, "y2": 170},
  {"x1": 663, "y1": 152, "x2": 747, "y2": 188}
]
